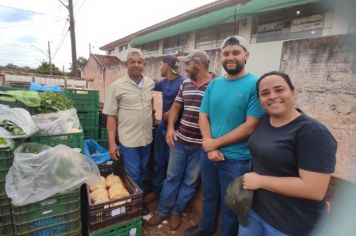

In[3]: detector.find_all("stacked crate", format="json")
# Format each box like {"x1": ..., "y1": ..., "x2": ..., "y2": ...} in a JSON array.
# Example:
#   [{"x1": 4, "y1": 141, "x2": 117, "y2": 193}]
[
  {"x1": 98, "y1": 128, "x2": 108, "y2": 149},
  {"x1": 89, "y1": 217, "x2": 142, "y2": 236},
  {"x1": 64, "y1": 89, "x2": 99, "y2": 140},
  {"x1": 11, "y1": 190, "x2": 82, "y2": 235},
  {"x1": 29, "y1": 131, "x2": 84, "y2": 150},
  {"x1": 0, "y1": 147, "x2": 16, "y2": 235},
  {"x1": 82, "y1": 162, "x2": 143, "y2": 236}
]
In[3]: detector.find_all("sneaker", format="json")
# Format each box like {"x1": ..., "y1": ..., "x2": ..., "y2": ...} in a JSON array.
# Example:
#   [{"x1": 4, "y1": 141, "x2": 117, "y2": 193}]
[
  {"x1": 184, "y1": 225, "x2": 214, "y2": 236},
  {"x1": 144, "y1": 192, "x2": 159, "y2": 204},
  {"x1": 147, "y1": 212, "x2": 168, "y2": 227},
  {"x1": 169, "y1": 214, "x2": 181, "y2": 230}
]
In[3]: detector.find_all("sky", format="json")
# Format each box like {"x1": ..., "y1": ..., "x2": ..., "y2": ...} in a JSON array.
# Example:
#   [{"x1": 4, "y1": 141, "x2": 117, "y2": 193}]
[{"x1": 0, "y1": 0, "x2": 216, "y2": 71}]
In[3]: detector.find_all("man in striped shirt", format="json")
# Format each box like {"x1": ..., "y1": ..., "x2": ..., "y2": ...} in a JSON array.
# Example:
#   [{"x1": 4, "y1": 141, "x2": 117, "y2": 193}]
[{"x1": 147, "y1": 50, "x2": 212, "y2": 230}]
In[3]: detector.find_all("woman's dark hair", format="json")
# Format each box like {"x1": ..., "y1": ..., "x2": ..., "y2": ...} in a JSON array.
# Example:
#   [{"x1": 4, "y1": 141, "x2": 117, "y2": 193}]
[{"x1": 256, "y1": 71, "x2": 295, "y2": 97}]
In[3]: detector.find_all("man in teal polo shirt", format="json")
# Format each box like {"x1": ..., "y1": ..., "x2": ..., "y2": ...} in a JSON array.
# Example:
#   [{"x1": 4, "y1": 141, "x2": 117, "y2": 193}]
[{"x1": 185, "y1": 36, "x2": 264, "y2": 236}]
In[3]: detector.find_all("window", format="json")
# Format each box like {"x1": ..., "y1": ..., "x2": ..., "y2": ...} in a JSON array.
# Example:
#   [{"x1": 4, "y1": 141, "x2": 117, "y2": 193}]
[
  {"x1": 119, "y1": 44, "x2": 128, "y2": 52},
  {"x1": 141, "y1": 41, "x2": 159, "y2": 57},
  {"x1": 196, "y1": 22, "x2": 237, "y2": 50},
  {"x1": 251, "y1": 3, "x2": 327, "y2": 43},
  {"x1": 108, "y1": 49, "x2": 114, "y2": 55},
  {"x1": 163, "y1": 33, "x2": 189, "y2": 54}
]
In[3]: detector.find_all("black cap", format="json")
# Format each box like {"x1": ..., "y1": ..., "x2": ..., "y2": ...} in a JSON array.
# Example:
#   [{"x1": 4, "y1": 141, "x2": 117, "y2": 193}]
[{"x1": 162, "y1": 55, "x2": 179, "y2": 74}]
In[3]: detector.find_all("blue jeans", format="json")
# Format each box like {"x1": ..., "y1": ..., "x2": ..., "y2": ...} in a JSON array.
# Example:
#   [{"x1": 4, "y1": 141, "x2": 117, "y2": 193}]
[
  {"x1": 120, "y1": 143, "x2": 151, "y2": 189},
  {"x1": 152, "y1": 123, "x2": 170, "y2": 195},
  {"x1": 238, "y1": 210, "x2": 289, "y2": 236},
  {"x1": 198, "y1": 152, "x2": 251, "y2": 236},
  {"x1": 158, "y1": 140, "x2": 201, "y2": 216}
]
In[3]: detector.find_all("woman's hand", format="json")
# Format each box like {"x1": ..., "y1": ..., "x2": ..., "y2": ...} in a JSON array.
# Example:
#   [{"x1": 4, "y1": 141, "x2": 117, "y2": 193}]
[{"x1": 243, "y1": 172, "x2": 263, "y2": 190}]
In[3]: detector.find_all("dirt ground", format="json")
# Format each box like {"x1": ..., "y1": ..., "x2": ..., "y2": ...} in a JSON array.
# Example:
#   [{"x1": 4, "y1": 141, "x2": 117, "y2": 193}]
[
  {"x1": 142, "y1": 199, "x2": 201, "y2": 236},
  {"x1": 141, "y1": 188, "x2": 219, "y2": 236}
]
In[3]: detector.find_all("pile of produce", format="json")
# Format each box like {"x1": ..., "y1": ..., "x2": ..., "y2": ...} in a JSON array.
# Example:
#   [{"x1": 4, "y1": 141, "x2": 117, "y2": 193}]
[{"x1": 89, "y1": 174, "x2": 129, "y2": 204}]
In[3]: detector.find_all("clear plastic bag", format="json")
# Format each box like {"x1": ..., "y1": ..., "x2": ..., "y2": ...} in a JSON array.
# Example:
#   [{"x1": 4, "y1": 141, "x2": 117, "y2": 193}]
[
  {"x1": 5, "y1": 143, "x2": 101, "y2": 206},
  {"x1": 0, "y1": 104, "x2": 38, "y2": 138},
  {"x1": 31, "y1": 108, "x2": 81, "y2": 135}
]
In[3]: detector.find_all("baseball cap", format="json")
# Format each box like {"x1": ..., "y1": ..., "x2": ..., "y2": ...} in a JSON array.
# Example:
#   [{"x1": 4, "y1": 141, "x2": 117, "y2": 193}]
[
  {"x1": 221, "y1": 35, "x2": 249, "y2": 51},
  {"x1": 162, "y1": 55, "x2": 179, "y2": 74},
  {"x1": 225, "y1": 176, "x2": 253, "y2": 226},
  {"x1": 126, "y1": 48, "x2": 145, "y2": 61},
  {"x1": 178, "y1": 50, "x2": 210, "y2": 64}
]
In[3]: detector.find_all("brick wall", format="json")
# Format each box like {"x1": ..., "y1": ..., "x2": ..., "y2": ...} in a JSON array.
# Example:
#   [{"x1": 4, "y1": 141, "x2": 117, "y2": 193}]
[{"x1": 280, "y1": 34, "x2": 356, "y2": 180}]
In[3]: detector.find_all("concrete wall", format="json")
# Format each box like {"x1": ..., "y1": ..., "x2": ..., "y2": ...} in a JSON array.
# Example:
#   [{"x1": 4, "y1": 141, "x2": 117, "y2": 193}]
[
  {"x1": 247, "y1": 40, "x2": 284, "y2": 77},
  {"x1": 280, "y1": 34, "x2": 356, "y2": 180}
]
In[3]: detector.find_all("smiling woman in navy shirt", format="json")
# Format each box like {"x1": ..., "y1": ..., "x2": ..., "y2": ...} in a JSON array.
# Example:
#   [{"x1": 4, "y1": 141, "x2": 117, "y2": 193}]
[{"x1": 239, "y1": 71, "x2": 337, "y2": 236}]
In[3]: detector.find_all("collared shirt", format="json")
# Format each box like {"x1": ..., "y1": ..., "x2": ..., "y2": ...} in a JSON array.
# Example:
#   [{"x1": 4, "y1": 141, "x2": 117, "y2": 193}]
[
  {"x1": 103, "y1": 73, "x2": 155, "y2": 147},
  {"x1": 174, "y1": 77, "x2": 211, "y2": 146}
]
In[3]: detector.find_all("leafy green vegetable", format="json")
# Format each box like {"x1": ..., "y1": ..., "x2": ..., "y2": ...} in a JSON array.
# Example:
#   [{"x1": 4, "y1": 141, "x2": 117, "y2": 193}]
[
  {"x1": 21, "y1": 144, "x2": 42, "y2": 154},
  {"x1": 0, "y1": 138, "x2": 7, "y2": 145},
  {"x1": 36, "y1": 92, "x2": 73, "y2": 114},
  {"x1": 0, "y1": 118, "x2": 25, "y2": 135}
]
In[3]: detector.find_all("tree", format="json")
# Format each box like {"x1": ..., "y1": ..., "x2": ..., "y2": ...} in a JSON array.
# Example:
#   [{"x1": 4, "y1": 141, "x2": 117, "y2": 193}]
[
  {"x1": 35, "y1": 62, "x2": 63, "y2": 75},
  {"x1": 69, "y1": 56, "x2": 88, "y2": 77}
]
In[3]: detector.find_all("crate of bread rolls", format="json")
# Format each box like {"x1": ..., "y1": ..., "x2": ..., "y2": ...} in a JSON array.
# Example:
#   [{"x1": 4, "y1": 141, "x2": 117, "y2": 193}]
[{"x1": 84, "y1": 161, "x2": 143, "y2": 232}]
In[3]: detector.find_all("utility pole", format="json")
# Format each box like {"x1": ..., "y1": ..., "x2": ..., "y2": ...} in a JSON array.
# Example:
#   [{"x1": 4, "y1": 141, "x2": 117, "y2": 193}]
[
  {"x1": 58, "y1": 0, "x2": 77, "y2": 77},
  {"x1": 48, "y1": 41, "x2": 52, "y2": 75},
  {"x1": 68, "y1": 0, "x2": 78, "y2": 77}
]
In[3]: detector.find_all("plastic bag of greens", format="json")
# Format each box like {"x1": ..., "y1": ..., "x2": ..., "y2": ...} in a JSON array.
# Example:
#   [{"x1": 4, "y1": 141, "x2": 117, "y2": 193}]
[
  {"x1": 5, "y1": 143, "x2": 101, "y2": 206},
  {"x1": 0, "y1": 137, "x2": 14, "y2": 149},
  {"x1": 31, "y1": 108, "x2": 81, "y2": 135},
  {"x1": 0, "y1": 104, "x2": 38, "y2": 138}
]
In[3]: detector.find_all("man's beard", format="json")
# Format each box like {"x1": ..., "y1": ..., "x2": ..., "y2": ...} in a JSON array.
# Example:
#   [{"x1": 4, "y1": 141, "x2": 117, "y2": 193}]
[
  {"x1": 223, "y1": 61, "x2": 245, "y2": 75},
  {"x1": 186, "y1": 67, "x2": 199, "y2": 80}
]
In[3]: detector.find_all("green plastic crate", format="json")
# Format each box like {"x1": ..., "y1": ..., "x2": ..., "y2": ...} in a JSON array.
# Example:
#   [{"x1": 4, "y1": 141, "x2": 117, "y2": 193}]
[
  {"x1": 89, "y1": 217, "x2": 142, "y2": 236},
  {"x1": 0, "y1": 222, "x2": 14, "y2": 236},
  {"x1": 99, "y1": 128, "x2": 107, "y2": 140},
  {"x1": 64, "y1": 89, "x2": 99, "y2": 111},
  {"x1": 0, "y1": 148, "x2": 13, "y2": 170},
  {"x1": 29, "y1": 131, "x2": 84, "y2": 149},
  {"x1": 0, "y1": 148, "x2": 14, "y2": 197},
  {"x1": 83, "y1": 128, "x2": 99, "y2": 140},
  {"x1": 0, "y1": 196, "x2": 11, "y2": 216},
  {"x1": 11, "y1": 190, "x2": 80, "y2": 216},
  {"x1": 13, "y1": 216, "x2": 81, "y2": 236},
  {"x1": 13, "y1": 208, "x2": 80, "y2": 235},
  {"x1": 77, "y1": 111, "x2": 99, "y2": 129},
  {"x1": 0, "y1": 181, "x2": 6, "y2": 197},
  {"x1": 0, "y1": 86, "x2": 23, "y2": 91},
  {"x1": 0, "y1": 213, "x2": 13, "y2": 235},
  {"x1": 0, "y1": 169, "x2": 8, "y2": 183}
]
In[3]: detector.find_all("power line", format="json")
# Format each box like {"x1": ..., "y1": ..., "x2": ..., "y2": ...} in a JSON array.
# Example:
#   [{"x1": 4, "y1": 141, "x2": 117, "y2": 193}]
[
  {"x1": 52, "y1": 18, "x2": 69, "y2": 60},
  {"x1": 52, "y1": 30, "x2": 69, "y2": 60},
  {"x1": 75, "y1": 0, "x2": 88, "y2": 17}
]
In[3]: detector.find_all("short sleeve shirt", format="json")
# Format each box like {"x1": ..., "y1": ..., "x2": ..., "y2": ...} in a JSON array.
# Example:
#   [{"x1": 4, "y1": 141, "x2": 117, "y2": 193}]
[
  {"x1": 174, "y1": 78, "x2": 210, "y2": 146},
  {"x1": 248, "y1": 113, "x2": 337, "y2": 235},
  {"x1": 200, "y1": 73, "x2": 265, "y2": 160},
  {"x1": 103, "y1": 74, "x2": 155, "y2": 147}
]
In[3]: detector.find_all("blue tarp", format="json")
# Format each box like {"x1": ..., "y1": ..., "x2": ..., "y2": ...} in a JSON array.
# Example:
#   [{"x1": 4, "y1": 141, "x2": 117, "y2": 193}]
[{"x1": 29, "y1": 82, "x2": 63, "y2": 92}]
